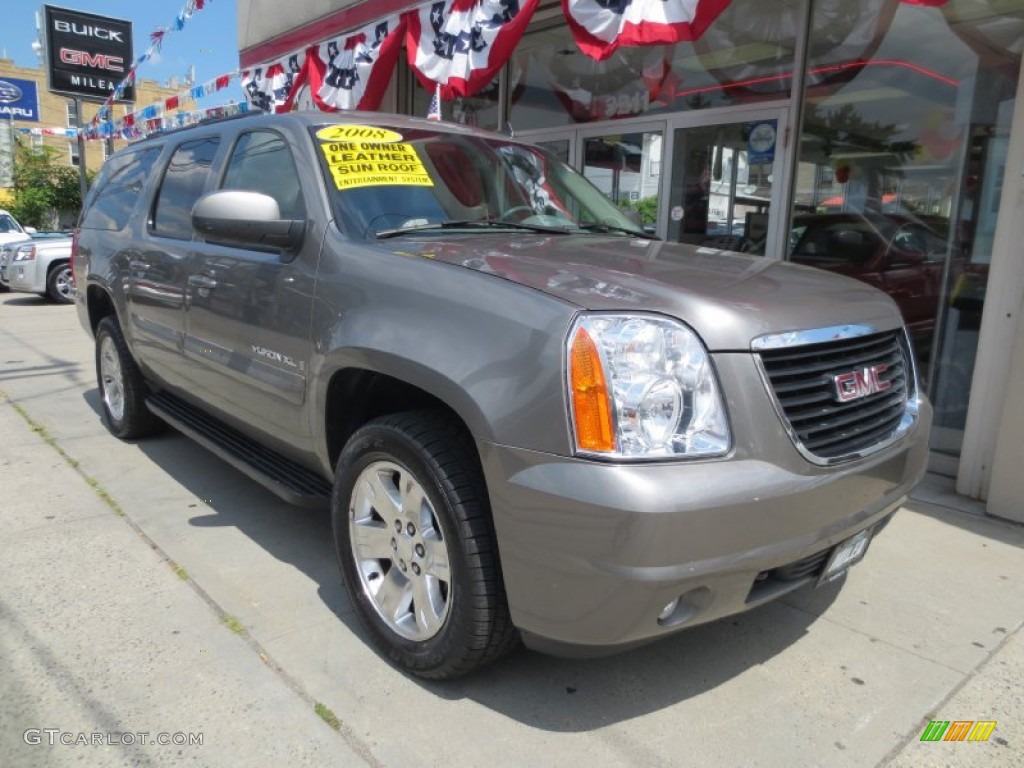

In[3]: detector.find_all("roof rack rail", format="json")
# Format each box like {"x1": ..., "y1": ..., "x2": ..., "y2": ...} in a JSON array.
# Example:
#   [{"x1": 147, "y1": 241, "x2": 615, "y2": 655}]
[{"x1": 130, "y1": 108, "x2": 266, "y2": 143}]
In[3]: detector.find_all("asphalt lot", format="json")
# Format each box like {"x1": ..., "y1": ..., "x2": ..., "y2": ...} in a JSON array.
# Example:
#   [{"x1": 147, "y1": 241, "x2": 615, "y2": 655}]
[{"x1": 1, "y1": 291, "x2": 1022, "y2": 767}]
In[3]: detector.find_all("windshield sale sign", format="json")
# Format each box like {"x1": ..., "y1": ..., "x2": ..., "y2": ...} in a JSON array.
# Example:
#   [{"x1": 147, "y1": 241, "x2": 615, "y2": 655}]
[{"x1": 0, "y1": 78, "x2": 40, "y2": 122}]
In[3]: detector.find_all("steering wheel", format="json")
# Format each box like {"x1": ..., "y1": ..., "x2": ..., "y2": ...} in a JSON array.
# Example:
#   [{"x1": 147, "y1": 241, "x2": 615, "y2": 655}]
[{"x1": 499, "y1": 206, "x2": 536, "y2": 222}]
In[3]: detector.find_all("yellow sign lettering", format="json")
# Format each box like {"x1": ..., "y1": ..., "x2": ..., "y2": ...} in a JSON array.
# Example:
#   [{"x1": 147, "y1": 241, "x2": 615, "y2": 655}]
[
  {"x1": 316, "y1": 125, "x2": 404, "y2": 143},
  {"x1": 320, "y1": 138, "x2": 433, "y2": 191}
]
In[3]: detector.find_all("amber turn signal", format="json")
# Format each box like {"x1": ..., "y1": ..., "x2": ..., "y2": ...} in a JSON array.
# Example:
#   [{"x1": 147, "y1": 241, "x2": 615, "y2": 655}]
[{"x1": 569, "y1": 326, "x2": 615, "y2": 453}]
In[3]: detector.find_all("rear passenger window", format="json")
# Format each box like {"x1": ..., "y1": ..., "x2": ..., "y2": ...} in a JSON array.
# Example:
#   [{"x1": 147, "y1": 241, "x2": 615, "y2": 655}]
[
  {"x1": 152, "y1": 137, "x2": 220, "y2": 240},
  {"x1": 81, "y1": 148, "x2": 161, "y2": 231},
  {"x1": 221, "y1": 131, "x2": 306, "y2": 219}
]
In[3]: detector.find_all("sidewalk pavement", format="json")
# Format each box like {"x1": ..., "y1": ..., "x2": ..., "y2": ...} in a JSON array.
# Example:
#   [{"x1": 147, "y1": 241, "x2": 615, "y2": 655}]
[{"x1": 0, "y1": 402, "x2": 373, "y2": 767}]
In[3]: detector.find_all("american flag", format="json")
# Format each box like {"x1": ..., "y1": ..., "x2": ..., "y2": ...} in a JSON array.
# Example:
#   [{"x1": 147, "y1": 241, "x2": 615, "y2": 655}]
[{"x1": 427, "y1": 83, "x2": 442, "y2": 121}]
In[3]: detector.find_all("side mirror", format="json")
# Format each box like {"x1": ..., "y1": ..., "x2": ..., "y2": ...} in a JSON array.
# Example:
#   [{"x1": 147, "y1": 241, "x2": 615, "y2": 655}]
[
  {"x1": 192, "y1": 190, "x2": 305, "y2": 252},
  {"x1": 24, "y1": 226, "x2": 37, "y2": 235},
  {"x1": 887, "y1": 249, "x2": 925, "y2": 268}
]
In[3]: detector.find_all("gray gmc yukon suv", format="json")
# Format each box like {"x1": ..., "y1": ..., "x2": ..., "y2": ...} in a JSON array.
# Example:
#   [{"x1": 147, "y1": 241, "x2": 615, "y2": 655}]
[{"x1": 74, "y1": 112, "x2": 930, "y2": 679}]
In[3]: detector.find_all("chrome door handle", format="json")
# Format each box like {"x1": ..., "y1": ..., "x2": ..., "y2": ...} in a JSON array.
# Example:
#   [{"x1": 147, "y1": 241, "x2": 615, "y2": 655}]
[
  {"x1": 129, "y1": 260, "x2": 151, "y2": 271},
  {"x1": 188, "y1": 274, "x2": 218, "y2": 289}
]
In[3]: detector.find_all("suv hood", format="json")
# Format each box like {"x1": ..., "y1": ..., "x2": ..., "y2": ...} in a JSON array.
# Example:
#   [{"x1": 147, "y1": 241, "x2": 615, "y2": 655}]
[{"x1": 385, "y1": 234, "x2": 903, "y2": 351}]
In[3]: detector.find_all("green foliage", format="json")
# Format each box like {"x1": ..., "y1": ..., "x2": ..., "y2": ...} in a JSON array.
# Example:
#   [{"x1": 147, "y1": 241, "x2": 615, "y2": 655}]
[
  {"x1": 617, "y1": 195, "x2": 659, "y2": 224},
  {"x1": 6, "y1": 138, "x2": 92, "y2": 228},
  {"x1": 633, "y1": 196, "x2": 658, "y2": 224}
]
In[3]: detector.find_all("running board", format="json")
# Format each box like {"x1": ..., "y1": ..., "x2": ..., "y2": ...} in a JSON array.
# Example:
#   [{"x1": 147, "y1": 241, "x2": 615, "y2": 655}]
[{"x1": 146, "y1": 391, "x2": 332, "y2": 509}]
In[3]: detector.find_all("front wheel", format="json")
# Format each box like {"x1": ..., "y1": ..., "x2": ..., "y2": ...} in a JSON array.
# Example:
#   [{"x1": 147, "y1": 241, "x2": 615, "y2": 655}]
[
  {"x1": 332, "y1": 411, "x2": 516, "y2": 679},
  {"x1": 95, "y1": 316, "x2": 163, "y2": 439},
  {"x1": 46, "y1": 262, "x2": 74, "y2": 304}
]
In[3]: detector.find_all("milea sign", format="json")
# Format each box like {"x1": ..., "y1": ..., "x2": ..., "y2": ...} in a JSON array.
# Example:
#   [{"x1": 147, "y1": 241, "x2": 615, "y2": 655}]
[{"x1": 44, "y1": 5, "x2": 134, "y2": 102}]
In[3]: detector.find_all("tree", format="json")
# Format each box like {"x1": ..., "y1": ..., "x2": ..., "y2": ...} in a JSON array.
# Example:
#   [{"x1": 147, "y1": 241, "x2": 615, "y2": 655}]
[{"x1": 6, "y1": 139, "x2": 92, "y2": 229}]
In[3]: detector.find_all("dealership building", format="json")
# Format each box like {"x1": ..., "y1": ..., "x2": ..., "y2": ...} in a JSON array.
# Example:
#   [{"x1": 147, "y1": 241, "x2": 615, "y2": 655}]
[{"x1": 236, "y1": 0, "x2": 1024, "y2": 521}]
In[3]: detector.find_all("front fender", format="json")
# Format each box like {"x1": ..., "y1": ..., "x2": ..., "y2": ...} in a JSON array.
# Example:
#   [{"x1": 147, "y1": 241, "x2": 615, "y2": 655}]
[{"x1": 309, "y1": 243, "x2": 578, "y2": 468}]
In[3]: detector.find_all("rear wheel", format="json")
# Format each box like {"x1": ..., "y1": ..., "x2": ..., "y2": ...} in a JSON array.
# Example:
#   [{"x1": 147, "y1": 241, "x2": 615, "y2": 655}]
[
  {"x1": 95, "y1": 316, "x2": 163, "y2": 439},
  {"x1": 332, "y1": 411, "x2": 516, "y2": 679},
  {"x1": 46, "y1": 262, "x2": 74, "y2": 304}
]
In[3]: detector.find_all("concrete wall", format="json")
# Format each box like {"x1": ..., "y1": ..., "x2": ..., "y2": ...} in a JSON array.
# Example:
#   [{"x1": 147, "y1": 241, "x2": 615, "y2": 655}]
[
  {"x1": 987, "y1": 300, "x2": 1024, "y2": 523},
  {"x1": 0, "y1": 59, "x2": 193, "y2": 181},
  {"x1": 958, "y1": 54, "x2": 1024, "y2": 516}
]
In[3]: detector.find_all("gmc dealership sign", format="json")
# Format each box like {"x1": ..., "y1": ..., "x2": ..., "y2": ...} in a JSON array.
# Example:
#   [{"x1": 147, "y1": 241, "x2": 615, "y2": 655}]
[{"x1": 44, "y1": 5, "x2": 134, "y2": 101}]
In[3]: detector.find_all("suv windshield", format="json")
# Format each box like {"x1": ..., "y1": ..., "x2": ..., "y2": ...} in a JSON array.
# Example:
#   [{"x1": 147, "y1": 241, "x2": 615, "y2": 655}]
[
  {"x1": 309, "y1": 124, "x2": 651, "y2": 239},
  {"x1": 0, "y1": 214, "x2": 24, "y2": 234}
]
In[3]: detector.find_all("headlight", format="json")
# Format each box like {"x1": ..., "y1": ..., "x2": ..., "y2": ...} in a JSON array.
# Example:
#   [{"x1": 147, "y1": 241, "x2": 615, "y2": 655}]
[
  {"x1": 567, "y1": 314, "x2": 731, "y2": 459},
  {"x1": 13, "y1": 245, "x2": 36, "y2": 262}
]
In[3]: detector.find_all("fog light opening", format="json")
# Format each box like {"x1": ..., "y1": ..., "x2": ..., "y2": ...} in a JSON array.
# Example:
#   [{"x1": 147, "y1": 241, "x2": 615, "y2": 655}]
[
  {"x1": 657, "y1": 586, "x2": 713, "y2": 628},
  {"x1": 657, "y1": 598, "x2": 680, "y2": 623}
]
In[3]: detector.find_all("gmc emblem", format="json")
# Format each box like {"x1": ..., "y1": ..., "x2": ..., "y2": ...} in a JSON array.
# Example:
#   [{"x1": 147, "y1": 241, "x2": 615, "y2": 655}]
[
  {"x1": 833, "y1": 364, "x2": 891, "y2": 403},
  {"x1": 60, "y1": 48, "x2": 125, "y2": 73}
]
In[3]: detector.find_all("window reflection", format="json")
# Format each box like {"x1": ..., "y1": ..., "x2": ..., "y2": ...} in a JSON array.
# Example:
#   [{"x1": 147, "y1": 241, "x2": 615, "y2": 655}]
[
  {"x1": 510, "y1": 3, "x2": 798, "y2": 129},
  {"x1": 794, "y1": 0, "x2": 1024, "y2": 456}
]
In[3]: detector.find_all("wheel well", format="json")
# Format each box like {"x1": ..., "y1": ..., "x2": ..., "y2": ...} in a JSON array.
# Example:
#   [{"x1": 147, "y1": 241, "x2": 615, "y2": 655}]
[
  {"x1": 86, "y1": 285, "x2": 116, "y2": 334},
  {"x1": 47, "y1": 259, "x2": 70, "y2": 273},
  {"x1": 325, "y1": 369, "x2": 472, "y2": 469}
]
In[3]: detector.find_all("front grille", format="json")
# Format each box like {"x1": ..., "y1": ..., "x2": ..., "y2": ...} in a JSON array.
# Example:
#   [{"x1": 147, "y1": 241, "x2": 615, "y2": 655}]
[
  {"x1": 758, "y1": 330, "x2": 910, "y2": 460},
  {"x1": 746, "y1": 548, "x2": 831, "y2": 604}
]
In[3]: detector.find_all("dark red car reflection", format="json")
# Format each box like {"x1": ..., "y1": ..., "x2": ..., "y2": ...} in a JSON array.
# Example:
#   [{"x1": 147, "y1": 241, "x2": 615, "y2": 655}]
[{"x1": 789, "y1": 213, "x2": 963, "y2": 348}]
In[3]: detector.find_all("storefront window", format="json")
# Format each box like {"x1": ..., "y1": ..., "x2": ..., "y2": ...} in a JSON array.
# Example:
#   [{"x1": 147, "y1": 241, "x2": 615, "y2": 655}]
[
  {"x1": 411, "y1": 77, "x2": 501, "y2": 131},
  {"x1": 792, "y1": 0, "x2": 1024, "y2": 457},
  {"x1": 510, "y1": 2, "x2": 798, "y2": 130}
]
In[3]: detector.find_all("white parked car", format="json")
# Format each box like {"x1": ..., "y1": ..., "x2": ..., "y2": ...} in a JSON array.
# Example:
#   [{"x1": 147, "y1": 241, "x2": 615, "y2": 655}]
[
  {"x1": 0, "y1": 209, "x2": 34, "y2": 247},
  {"x1": 0, "y1": 232, "x2": 74, "y2": 303}
]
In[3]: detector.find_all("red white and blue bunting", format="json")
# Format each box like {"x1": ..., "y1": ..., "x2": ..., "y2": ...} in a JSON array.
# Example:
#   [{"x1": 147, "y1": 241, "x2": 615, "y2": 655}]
[
  {"x1": 405, "y1": 0, "x2": 539, "y2": 99},
  {"x1": 562, "y1": 0, "x2": 731, "y2": 61},
  {"x1": 317, "y1": 16, "x2": 407, "y2": 110},
  {"x1": 239, "y1": 0, "x2": 953, "y2": 112}
]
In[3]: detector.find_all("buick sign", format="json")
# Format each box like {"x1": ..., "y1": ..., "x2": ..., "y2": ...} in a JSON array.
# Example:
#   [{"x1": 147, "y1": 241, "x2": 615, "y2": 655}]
[
  {"x1": 0, "y1": 77, "x2": 40, "y2": 122},
  {"x1": 44, "y1": 5, "x2": 134, "y2": 101}
]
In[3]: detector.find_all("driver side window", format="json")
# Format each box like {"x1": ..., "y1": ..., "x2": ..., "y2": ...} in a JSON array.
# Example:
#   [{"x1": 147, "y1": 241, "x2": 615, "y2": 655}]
[{"x1": 221, "y1": 131, "x2": 306, "y2": 219}]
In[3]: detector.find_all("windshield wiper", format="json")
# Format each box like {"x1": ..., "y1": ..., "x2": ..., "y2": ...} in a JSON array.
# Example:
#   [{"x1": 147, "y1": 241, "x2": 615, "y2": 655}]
[
  {"x1": 376, "y1": 219, "x2": 572, "y2": 239},
  {"x1": 577, "y1": 222, "x2": 657, "y2": 239}
]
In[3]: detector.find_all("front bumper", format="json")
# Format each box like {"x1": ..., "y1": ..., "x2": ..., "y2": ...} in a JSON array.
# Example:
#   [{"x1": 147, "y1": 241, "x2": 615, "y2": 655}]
[
  {"x1": 479, "y1": 398, "x2": 931, "y2": 656},
  {"x1": 0, "y1": 255, "x2": 42, "y2": 293}
]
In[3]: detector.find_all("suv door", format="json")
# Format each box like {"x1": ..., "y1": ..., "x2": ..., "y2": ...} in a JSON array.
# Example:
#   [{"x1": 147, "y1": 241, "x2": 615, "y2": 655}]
[
  {"x1": 183, "y1": 129, "x2": 316, "y2": 452},
  {"x1": 134, "y1": 136, "x2": 221, "y2": 386}
]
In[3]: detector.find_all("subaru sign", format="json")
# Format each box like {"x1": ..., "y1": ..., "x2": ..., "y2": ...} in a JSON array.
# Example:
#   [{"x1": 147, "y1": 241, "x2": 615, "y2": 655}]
[
  {"x1": 44, "y1": 5, "x2": 134, "y2": 102},
  {"x1": 0, "y1": 77, "x2": 40, "y2": 122}
]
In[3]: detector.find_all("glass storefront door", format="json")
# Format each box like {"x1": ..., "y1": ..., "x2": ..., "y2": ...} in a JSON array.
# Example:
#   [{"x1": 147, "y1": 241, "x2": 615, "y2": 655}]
[
  {"x1": 665, "y1": 112, "x2": 787, "y2": 256},
  {"x1": 581, "y1": 127, "x2": 664, "y2": 235}
]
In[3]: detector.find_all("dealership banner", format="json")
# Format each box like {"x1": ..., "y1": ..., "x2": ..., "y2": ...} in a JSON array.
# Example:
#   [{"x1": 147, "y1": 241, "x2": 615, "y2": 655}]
[
  {"x1": 318, "y1": 16, "x2": 407, "y2": 111},
  {"x1": 0, "y1": 77, "x2": 41, "y2": 122},
  {"x1": 405, "y1": 0, "x2": 540, "y2": 99},
  {"x1": 44, "y1": 5, "x2": 134, "y2": 102}
]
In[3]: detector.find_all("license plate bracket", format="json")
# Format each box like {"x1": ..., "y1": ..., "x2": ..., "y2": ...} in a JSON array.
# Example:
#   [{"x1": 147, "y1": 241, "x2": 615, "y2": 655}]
[{"x1": 818, "y1": 527, "x2": 873, "y2": 585}]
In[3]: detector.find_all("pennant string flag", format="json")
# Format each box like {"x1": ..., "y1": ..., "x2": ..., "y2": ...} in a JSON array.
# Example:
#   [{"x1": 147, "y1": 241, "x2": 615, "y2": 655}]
[{"x1": 86, "y1": 0, "x2": 214, "y2": 133}]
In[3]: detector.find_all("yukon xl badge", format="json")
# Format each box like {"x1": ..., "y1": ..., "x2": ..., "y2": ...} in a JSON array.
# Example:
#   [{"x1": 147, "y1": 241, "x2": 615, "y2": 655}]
[
  {"x1": 252, "y1": 344, "x2": 298, "y2": 368},
  {"x1": 833, "y1": 364, "x2": 891, "y2": 403}
]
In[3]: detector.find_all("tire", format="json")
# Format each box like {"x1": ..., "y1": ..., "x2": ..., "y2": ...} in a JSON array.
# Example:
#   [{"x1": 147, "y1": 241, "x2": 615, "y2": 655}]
[
  {"x1": 95, "y1": 316, "x2": 163, "y2": 439},
  {"x1": 46, "y1": 262, "x2": 74, "y2": 304},
  {"x1": 332, "y1": 411, "x2": 516, "y2": 679}
]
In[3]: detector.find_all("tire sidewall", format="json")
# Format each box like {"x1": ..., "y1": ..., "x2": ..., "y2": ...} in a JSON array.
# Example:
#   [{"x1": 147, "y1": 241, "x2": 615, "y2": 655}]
[
  {"x1": 332, "y1": 425, "x2": 473, "y2": 673},
  {"x1": 95, "y1": 318, "x2": 133, "y2": 438},
  {"x1": 48, "y1": 263, "x2": 73, "y2": 304}
]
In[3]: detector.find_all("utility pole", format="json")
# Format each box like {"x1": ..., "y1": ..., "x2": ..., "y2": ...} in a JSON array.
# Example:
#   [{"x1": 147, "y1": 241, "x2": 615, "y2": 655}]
[{"x1": 74, "y1": 97, "x2": 88, "y2": 202}]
